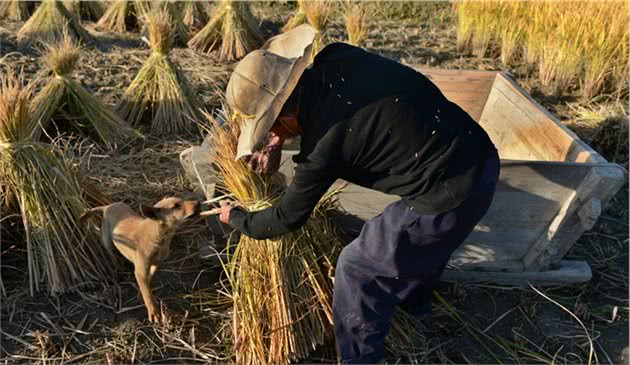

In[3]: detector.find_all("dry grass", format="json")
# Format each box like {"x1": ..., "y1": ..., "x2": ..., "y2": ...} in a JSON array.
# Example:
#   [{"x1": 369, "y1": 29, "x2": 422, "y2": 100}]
[
  {"x1": 17, "y1": 0, "x2": 92, "y2": 46},
  {"x1": 456, "y1": 0, "x2": 629, "y2": 99},
  {"x1": 0, "y1": 70, "x2": 113, "y2": 296},
  {"x1": 342, "y1": 1, "x2": 370, "y2": 47},
  {"x1": 118, "y1": 8, "x2": 204, "y2": 134},
  {"x1": 303, "y1": 0, "x2": 331, "y2": 56},
  {"x1": 187, "y1": 0, "x2": 263, "y2": 62},
  {"x1": 30, "y1": 31, "x2": 140, "y2": 150}
]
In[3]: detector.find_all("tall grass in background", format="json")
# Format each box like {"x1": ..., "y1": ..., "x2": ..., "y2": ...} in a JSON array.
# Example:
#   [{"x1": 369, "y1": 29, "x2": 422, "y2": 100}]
[{"x1": 456, "y1": 0, "x2": 629, "y2": 99}]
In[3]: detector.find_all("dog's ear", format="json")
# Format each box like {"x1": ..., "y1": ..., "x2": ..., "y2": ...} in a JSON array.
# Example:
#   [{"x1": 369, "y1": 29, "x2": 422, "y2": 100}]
[{"x1": 140, "y1": 205, "x2": 163, "y2": 220}]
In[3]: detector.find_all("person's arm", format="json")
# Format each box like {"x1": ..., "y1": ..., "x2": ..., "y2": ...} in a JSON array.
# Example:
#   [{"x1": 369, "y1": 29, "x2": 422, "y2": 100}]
[{"x1": 228, "y1": 160, "x2": 336, "y2": 240}]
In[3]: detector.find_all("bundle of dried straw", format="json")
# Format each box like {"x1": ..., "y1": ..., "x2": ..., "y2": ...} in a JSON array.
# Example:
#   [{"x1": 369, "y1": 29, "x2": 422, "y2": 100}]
[
  {"x1": 31, "y1": 31, "x2": 139, "y2": 150},
  {"x1": 18, "y1": 0, "x2": 92, "y2": 45},
  {"x1": 0, "y1": 71, "x2": 113, "y2": 295},
  {"x1": 188, "y1": 0, "x2": 263, "y2": 62},
  {"x1": 0, "y1": 0, "x2": 36, "y2": 21},
  {"x1": 97, "y1": 0, "x2": 146, "y2": 33},
  {"x1": 118, "y1": 8, "x2": 204, "y2": 134},
  {"x1": 203, "y1": 112, "x2": 341, "y2": 364},
  {"x1": 63, "y1": 0, "x2": 105, "y2": 22}
]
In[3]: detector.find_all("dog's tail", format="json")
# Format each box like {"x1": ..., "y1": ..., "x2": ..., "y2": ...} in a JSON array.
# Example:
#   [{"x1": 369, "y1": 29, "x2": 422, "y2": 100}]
[{"x1": 79, "y1": 206, "x2": 108, "y2": 223}]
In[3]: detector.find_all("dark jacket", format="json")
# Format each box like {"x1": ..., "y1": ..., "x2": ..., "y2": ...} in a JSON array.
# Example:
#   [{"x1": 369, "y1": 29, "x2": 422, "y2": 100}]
[{"x1": 229, "y1": 43, "x2": 494, "y2": 240}]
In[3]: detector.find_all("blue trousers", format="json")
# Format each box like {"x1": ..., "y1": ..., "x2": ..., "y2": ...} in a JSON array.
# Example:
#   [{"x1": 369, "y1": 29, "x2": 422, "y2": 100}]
[{"x1": 333, "y1": 149, "x2": 500, "y2": 363}]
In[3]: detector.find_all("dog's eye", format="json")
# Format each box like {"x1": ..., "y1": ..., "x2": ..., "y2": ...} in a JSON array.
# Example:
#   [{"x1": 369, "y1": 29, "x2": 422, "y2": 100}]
[{"x1": 173, "y1": 202, "x2": 181, "y2": 209}]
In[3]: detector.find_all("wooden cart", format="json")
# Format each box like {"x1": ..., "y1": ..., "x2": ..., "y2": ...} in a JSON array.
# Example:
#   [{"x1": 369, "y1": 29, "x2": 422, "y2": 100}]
[{"x1": 181, "y1": 69, "x2": 626, "y2": 285}]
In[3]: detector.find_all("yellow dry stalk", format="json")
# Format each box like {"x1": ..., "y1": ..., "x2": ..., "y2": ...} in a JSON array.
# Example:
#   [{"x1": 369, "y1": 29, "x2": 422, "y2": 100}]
[
  {"x1": 118, "y1": 8, "x2": 203, "y2": 133},
  {"x1": 187, "y1": 0, "x2": 263, "y2": 62},
  {"x1": 97, "y1": 0, "x2": 144, "y2": 33},
  {"x1": 208, "y1": 112, "x2": 341, "y2": 364},
  {"x1": 18, "y1": 0, "x2": 92, "y2": 45},
  {"x1": 303, "y1": 0, "x2": 331, "y2": 58},
  {"x1": 0, "y1": 71, "x2": 113, "y2": 295},
  {"x1": 343, "y1": 1, "x2": 370, "y2": 47},
  {"x1": 456, "y1": 0, "x2": 629, "y2": 99},
  {"x1": 31, "y1": 31, "x2": 139, "y2": 148},
  {"x1": 282, "y1": 0, "x2": 307, "y2": 33},
  {"x1": 0, "y1": 0, "x2": 33, "y2": 21}
]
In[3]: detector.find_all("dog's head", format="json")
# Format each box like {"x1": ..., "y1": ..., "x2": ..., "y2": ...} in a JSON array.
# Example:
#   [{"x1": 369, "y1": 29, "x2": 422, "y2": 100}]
[{"x1": 140, "y1": 197, "x2": 200, "y2": 227}]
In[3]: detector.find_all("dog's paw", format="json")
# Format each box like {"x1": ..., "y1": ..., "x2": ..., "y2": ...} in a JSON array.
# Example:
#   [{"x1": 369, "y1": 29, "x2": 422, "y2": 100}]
[{"x1": 147, "y1": 306, "x2": 160, "y2": 323}]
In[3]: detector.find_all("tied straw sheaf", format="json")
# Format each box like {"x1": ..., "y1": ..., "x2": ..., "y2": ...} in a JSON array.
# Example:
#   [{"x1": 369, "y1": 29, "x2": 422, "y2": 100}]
[
  {"x1": 0, "y1": 71, "x2": 112, "y2": 295},
  {"x1": 194, "y1": 111, "x2": 429, "y2": 363},
  {"x1": 30, "y1": 29, "x2": 139, "y2": 150},
  {"x1": 117, "y1": 7, "x2": 204, "y2": 134},
  {"x1": 203, "y1": 110, "x2": 341, "y2": 364}
]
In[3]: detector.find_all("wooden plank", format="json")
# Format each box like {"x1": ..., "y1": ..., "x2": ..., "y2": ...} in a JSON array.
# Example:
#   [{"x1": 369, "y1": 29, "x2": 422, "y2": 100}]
[
  {"x1": 522, "y1": 163, "x2": 625, "y2": 270},
  {"x1": 411, "y1": 67, "x2": 498, "y2": 122},
  {"x1": 442, "y1": 260, "x2": 592, "y2": 285},
  {"x1": 480, "y1": 73, "x2": 604, "y2": 163}
]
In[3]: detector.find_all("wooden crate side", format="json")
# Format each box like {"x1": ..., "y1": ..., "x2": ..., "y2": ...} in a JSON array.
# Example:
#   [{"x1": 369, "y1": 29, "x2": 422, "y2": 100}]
[
  {"x1": 412, "y1": 67, "x2": 497, "y2": 122},
  {"x1": 480, "y1": 73, "x2": 605, "y2": 163},
  {"x1": 280, "y1": 153, "x2": 597, "y2": 271},
  {"x1": 522, "y1": 163, "x2": 626, "y2": 270}
]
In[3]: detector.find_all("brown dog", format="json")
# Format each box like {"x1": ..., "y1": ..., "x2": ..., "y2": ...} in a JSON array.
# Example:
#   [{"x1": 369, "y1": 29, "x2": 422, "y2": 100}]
[{"x1": 80, "y1": 197, "x2": 200, "y2": 322}]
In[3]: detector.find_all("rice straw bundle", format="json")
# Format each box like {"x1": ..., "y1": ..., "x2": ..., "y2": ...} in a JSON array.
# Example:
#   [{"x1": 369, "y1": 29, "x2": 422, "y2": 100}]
[
  {"x1": 118, "y1": 8, "x2": 204, "y2": 134},
  {"x1": 0, "y1": 71, "x2": 113, "y2": 295},
  {"x1": 187, "y1": 0, "x2": 263, "y2": 62},
  {"x1": 17, "y1": 0, "x2": 92, "y2": 45},
  {"x1": 30, "y1": 32, "x2": 139, "y2": 149},
  {"x1": 207, "y1": 112, "x2": 342, "y2": 364},
  {"x1": 182, "y1": 0, "x2": 209, "y2": 33},
  {"x1": 302, "y1": 0, "x2": 331, "y2": 56},
  {"x1": 63, "y1": 0, "x2": 105, "y2": 22},
  {"x1": 343, "y1": 1, "x2": 369, "y2": 47},
  {"x1": 282, "y1": 0, "x2": 306, "y2": 32},
  {"x1": 0, "y1": 0, "x2": 36, "y2": 21},
  {"x1": 142, "y1": 0, "x2": 191, "y2": 46},
  {"x1": 96, "y1": 0, "x2": 146, "y2": 33}
]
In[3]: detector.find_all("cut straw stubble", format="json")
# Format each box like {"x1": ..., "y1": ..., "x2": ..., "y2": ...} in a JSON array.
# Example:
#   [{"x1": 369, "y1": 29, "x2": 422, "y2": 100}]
[{"x1": 118, "y1": 8, "x2": 204, "y2": 134}]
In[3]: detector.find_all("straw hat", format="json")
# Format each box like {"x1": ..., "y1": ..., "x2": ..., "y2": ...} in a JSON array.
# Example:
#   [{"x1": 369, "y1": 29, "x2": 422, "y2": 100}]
[{"x1": 225, "y1": 24, "x2": 315, "y2": 160}]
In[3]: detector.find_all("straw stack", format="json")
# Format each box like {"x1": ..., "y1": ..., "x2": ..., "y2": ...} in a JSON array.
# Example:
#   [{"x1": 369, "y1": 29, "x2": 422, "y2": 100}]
[
  {"x1": 31, "y1": 31, "x2": 139, "y2": 149},
  {"x1": 282, "y1": 0, "x2": 307, "y2": 32},
  {"x1": 0, "y1": 70, "x2": 113, "y2": 295},
  {"x1": 63, "y1": 0, "x2": 105, "y2": 22},
  {"x1": 187, "y1": 0, "x2": 263, "y2": 62},
  {"x1": 118, "y1": 8, "x2": 204, "y2": 134},
  {"x1": 303, "y1": 0, "x2": 331, "y2": 56},
  {"x1": 0, "y1": 0, "x2": 36, "y2": 21},
  {"x1": 17, "y1": 0, "x2": 92, "y2": 45},
  {"x1": 207, "y1": 112, "x2": 342, "y2": 364},
  {"x1": 97, "y1": 0, "x2": 146, "y2": 33}
]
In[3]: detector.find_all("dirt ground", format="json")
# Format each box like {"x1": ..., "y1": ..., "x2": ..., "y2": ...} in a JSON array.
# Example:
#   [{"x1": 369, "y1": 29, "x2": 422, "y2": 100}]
[{"x1": 1, "y1": 2, "x2": 628, "y2": 364}]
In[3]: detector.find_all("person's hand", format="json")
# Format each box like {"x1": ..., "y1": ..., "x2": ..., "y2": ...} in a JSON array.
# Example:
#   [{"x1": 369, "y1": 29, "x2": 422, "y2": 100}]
[{"x1": 219, "y1": 200, "x2": 235, "y2": 224}]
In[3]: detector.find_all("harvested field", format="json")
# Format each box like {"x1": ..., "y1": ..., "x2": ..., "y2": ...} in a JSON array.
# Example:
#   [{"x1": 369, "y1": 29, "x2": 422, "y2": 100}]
[{"x1": 1, "y1": 2, "x2": 627, "y2": 364}]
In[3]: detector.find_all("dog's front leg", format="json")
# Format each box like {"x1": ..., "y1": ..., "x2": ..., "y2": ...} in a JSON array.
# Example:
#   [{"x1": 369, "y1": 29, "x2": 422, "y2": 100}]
[{"x1": 134, "y1": 254, "x2": 159, "y2": 323}]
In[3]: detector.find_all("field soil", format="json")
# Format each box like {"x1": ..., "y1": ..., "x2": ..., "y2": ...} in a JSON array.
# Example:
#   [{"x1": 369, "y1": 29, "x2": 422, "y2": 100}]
[{"x1": 1, "y1": 2, "x2": 628, "y2": 364}]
